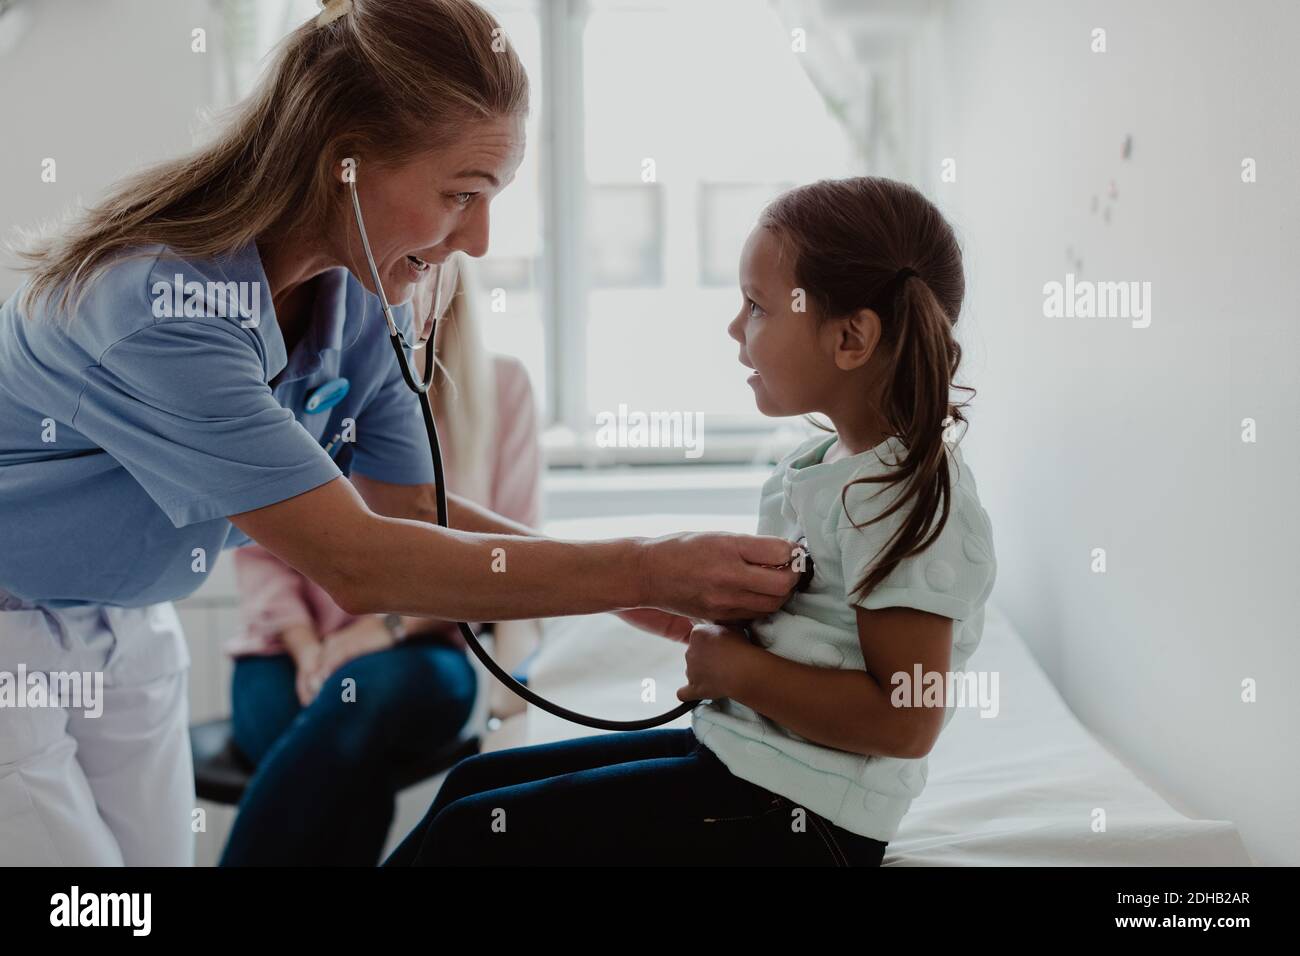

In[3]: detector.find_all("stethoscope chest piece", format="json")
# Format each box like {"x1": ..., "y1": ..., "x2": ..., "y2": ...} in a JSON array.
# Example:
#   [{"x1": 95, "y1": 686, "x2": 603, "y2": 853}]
[{"x1": 305, "y1": 377, "x2": 350, "y2": 414}]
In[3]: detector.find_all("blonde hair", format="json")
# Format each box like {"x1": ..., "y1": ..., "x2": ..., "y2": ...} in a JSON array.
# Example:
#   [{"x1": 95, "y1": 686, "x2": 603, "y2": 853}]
[
  {"x1": 12, "y1": 0, "x2": 529, "y2": 319},
  {"x1": 423, "y1": 260, "x2": 494, "y2": 494}
]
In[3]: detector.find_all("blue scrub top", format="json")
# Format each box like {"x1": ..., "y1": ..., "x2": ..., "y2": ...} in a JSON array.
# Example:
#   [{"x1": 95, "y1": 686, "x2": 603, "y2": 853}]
[{"x1": 0, "y1": 241, "x2": 435, "y2": 608}]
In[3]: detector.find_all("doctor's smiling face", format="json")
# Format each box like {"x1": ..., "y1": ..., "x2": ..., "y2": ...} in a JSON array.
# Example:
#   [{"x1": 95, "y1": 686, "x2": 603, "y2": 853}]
[
  {"x1": 729, "y1": 224, "x2": 845, "y2": 418},
  {"x1": 339, "y1": 112, "x2": 525, "y2": 308}
]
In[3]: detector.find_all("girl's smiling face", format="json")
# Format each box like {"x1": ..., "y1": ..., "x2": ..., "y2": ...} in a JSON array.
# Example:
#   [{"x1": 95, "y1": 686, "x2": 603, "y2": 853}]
[{"x1": 728, "y1": 225, "x2": 837, "y2": 417}]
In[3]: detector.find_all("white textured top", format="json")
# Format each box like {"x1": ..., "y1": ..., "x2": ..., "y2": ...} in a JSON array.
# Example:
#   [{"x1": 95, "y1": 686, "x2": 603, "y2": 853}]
[{"x1": 692, "y1": 431, "x2": 997, "y2": 842}]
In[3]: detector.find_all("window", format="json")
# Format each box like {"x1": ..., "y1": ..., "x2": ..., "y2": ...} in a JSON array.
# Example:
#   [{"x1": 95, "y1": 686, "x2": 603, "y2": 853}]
[
  {"x1": 589, "y1": 183, "x2": 664, "y2": 287},
  {"x1": 466, "y1": 0, "x2": 548, "y2": 415},
  {"x1": 571, "y1": 0, "x2": 864, "y2": 463},
  {"x1": 698, "y1": 182, "x2": 796, "y2": 288}
]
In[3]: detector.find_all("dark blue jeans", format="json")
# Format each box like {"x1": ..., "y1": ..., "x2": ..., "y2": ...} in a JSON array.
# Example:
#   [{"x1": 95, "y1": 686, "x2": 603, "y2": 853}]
[
  {"x1": 384, "y1": 728, "x2": 887, "y2": 866},
  {"x1": 219, "y1": 639, "x2": 476, "y2": 866}
]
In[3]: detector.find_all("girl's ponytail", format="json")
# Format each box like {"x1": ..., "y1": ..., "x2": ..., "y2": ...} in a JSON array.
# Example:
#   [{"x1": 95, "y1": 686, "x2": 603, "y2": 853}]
[{"x1": 759, "y1": 177, "x2": 974, "y2": 602}]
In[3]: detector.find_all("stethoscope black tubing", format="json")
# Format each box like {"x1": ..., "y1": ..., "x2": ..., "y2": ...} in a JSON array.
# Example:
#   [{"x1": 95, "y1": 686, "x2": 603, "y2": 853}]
[{"x1": 388, "y1": 330, "x2": 700, "y2": 732}]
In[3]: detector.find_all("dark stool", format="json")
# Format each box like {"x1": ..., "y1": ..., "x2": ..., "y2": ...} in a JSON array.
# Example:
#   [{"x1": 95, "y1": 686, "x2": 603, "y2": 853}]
[{"x1": 190, "y1": 717, "x2": 481, "y2": 805}]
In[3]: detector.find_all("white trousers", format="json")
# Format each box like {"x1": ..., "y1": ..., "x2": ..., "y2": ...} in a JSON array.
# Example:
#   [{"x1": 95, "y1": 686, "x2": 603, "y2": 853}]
[{"x1": 0, "y1": 599, "x2": 194, "y2": 866}]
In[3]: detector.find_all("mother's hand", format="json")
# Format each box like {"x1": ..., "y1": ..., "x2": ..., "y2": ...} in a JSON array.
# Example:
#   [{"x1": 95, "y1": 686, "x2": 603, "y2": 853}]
[{"x1": 637, "y1": 532, "x2": 800, "y2": 623}]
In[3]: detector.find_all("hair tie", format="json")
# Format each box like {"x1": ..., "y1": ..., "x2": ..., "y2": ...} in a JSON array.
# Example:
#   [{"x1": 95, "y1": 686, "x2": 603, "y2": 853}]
[
  {"x1": 868, "y1": 266, "x2": 919, "y2": 315},
  {"x1": 316, "y1": 0, "x2": 353, "y2": 27}
]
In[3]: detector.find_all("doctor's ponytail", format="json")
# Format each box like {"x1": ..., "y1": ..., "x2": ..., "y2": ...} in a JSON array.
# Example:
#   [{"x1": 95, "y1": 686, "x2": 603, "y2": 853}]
[{"x1": 13, "y1": 0, "x2": 528, "y2": 319}]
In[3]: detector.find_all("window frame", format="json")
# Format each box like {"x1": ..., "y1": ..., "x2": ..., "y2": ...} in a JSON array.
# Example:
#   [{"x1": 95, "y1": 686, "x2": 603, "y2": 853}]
[{"x1": 538, "y1": 0, "x2": 798, "y2": 467}]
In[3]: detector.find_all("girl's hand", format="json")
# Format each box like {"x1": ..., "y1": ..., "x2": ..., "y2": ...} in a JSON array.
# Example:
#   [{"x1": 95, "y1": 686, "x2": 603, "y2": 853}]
[{"x1": 677, "y1": 623, "x2": 756, "y2": 702}]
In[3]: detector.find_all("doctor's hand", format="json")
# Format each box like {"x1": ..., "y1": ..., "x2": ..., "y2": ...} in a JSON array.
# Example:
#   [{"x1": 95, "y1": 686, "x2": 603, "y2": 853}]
[
  {"x1": 615, "y1": 608, "x2": 694, "y2": 642},
  {"x1": 638, "y1": 533, "x2": 800, "y2": 623}
]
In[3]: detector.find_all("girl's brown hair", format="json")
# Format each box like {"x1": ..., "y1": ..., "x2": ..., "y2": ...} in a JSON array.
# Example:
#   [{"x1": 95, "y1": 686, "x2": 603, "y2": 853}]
[
  {"x1": 13, "y1": 0, "x2": 529, "y2": 319},
  {"x1": 759, "y1": 176, "x2": 973, "y2": 601}
]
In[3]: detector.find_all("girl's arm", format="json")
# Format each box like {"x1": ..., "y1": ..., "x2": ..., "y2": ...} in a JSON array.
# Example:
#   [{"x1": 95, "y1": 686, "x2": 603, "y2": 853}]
[{"x1": 681, "y1": 606, "x2": 953, "y2": 759}]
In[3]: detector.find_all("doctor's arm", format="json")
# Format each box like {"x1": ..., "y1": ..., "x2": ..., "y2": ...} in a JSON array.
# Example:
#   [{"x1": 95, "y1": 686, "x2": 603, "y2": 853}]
[
  {"x1": 350, "y1": 474, "x2": 535, "y2": 536},
  {"x1": 230, "y1": 475, "x2": 799, "y2": 625},
  {"x1": 350, "y1": 474, "x2": 713, "y2": 640}
]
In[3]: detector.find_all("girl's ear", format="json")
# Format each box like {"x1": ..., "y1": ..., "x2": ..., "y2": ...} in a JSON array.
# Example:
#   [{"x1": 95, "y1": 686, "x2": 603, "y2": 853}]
[{"x1": 833, "y1": 307, "x2": 882, "y2": 371}]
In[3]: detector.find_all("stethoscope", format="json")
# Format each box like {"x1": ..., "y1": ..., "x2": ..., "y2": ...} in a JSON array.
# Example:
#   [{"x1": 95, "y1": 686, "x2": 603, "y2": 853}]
[{"x1": 341, "y1": 161, "x2": 811, "y2": 732}]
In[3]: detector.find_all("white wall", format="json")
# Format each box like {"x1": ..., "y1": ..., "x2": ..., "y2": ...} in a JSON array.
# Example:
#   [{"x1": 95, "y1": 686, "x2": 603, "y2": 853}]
[
  {"x1": 0, "y1": 0, "x2": 214, "y2": 297},
  {"x1": 931, "y1": 0, "x2": 1299, "y2": 864}
]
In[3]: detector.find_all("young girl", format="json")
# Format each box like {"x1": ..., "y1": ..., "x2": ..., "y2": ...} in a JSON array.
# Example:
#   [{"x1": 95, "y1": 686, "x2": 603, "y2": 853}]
[{"x1": 386, "y1": 176, "x2": 997, "y2": 867}]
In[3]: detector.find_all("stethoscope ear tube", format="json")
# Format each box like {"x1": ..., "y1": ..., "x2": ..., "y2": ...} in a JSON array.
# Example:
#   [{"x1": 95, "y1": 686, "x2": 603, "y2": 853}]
[{"x1": 389, "y1": 329, "x2": 700, "y2": 731}]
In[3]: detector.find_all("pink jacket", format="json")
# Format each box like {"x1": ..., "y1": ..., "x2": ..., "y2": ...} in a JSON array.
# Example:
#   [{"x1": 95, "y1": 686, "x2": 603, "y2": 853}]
[{"x1": 227, "y1": 355, "x2": 542, "y2": 657}]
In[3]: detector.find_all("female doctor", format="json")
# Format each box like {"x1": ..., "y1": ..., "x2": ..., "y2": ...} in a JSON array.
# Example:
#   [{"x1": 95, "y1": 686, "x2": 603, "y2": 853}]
[{"x1": 0, "y1": 0, "x2": 797, "y2": 866}]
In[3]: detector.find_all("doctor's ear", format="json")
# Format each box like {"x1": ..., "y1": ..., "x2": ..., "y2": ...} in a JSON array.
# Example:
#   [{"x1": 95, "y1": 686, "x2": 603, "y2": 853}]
[{"x1": 831, "y1": 308, "x2": 882, "y2": 371}]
